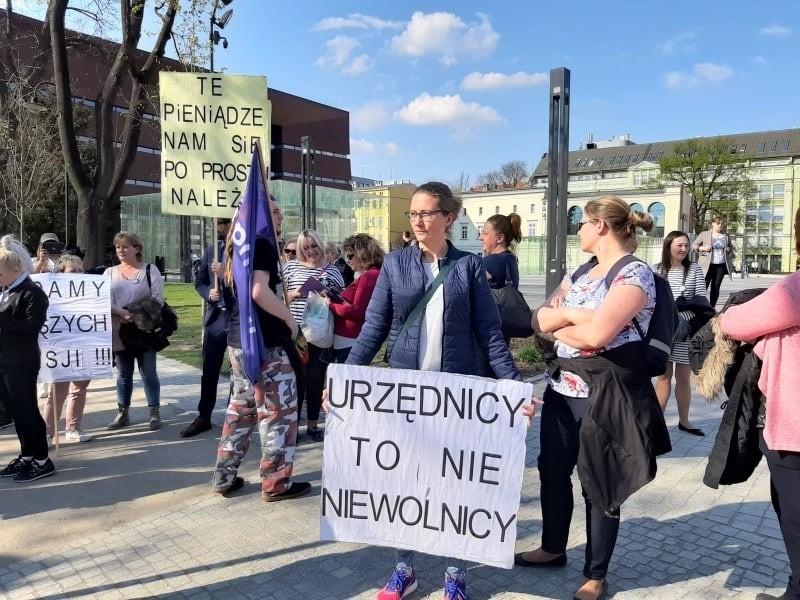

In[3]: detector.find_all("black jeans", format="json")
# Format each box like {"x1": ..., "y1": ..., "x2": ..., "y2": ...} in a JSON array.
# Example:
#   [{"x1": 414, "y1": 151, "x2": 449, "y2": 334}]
[
  {"x1": 538, "y1": 385, "x2": 620, "y2": 580},
  {"x1": 197, "y1": 314, "x2": 228, "y2": 421},
  {"x1": 0, "y1": 360, "x2": 48, "y2": 460},
  {"x1": 298, "y1": 343, "x2": 326, "y2": 422},
  {"x1": 760, "y1": 431, "x2": 800, "y2": 598},
  {"x1": 705, "y1": 263, "x2": 728, "y2": 307}
]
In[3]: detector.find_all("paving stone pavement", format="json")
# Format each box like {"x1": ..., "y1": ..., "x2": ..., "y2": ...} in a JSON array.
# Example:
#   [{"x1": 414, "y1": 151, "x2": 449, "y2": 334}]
[{"x1": 0, "y1": 357, "x2": 788, "y2": 599}]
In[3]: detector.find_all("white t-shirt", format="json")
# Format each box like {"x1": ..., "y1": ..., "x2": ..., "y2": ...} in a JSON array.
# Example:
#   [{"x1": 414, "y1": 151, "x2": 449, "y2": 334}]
[{"x1": 418, "y1": 260, "x2": 445, "y2": 372}]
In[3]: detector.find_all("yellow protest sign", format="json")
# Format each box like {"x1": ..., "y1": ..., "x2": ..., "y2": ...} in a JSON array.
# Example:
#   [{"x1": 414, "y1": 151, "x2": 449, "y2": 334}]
[{"x1": 159, "y1": 73, "x2": 271, "y2": 217}]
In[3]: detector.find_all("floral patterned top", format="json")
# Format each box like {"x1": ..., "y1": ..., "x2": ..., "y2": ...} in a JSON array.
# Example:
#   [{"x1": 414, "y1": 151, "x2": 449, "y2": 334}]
[{"x1": 548, "y1": 260, "x2": 657, "y2": 398}]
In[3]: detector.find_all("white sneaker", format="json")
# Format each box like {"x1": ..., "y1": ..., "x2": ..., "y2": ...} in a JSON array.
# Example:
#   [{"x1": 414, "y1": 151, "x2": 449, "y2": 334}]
[
  {"x1": 65, "y1": 429, "x2": 93, "y2": 442},
  {"x1": 46, "y1": 433, "x2": 53, "y2": 448}
]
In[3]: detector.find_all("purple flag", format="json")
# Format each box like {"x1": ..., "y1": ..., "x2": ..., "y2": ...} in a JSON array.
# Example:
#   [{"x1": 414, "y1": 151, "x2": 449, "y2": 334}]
[{"x1": 232, "y1": 146, "x2": 275, "y2": 385}]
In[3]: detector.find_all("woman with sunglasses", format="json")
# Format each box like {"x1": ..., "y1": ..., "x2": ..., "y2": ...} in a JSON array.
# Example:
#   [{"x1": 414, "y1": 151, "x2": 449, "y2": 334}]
[
  {"x1": 346, "y1": 181, "x2": 519, "y2": 600},
  {"x1": 324, "y1": 234, "x2": 384, "y2": 364},
  {"x1": 283, "y1": 230, "x2": 344, "y2": 442}
]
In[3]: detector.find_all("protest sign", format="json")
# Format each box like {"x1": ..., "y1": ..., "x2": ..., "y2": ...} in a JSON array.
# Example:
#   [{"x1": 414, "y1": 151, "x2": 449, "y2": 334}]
[
  {"x1": 159, "y1": 72, "x2": 271, "y2": 218},
  {"x1": 32, "y1": 274, "x2": 113, "y2": 383},
  {"x1": 320, "y1": 364, "x2": 533, "y2": 569}
]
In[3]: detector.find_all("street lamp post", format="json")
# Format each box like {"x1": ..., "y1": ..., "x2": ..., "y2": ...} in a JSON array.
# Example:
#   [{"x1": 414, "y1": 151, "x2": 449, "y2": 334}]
[{"x1": 209, "y1": 0, "x2": 234, "y2": 74}]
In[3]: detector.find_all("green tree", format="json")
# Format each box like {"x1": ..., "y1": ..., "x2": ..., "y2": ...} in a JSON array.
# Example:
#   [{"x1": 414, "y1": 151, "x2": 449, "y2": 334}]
[{"x1": 659, "y1": 137, "x2": 751, "y2": 233}]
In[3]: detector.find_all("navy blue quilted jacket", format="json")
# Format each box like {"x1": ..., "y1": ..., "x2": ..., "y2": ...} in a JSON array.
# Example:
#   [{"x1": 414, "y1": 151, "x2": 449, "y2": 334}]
[{"x1": 347, "y1": 241, "x2": 520, "y2": 381}]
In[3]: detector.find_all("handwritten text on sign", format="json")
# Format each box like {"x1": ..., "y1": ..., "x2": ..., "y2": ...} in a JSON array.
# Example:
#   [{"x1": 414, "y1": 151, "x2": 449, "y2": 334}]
[
  {"x1": 159, "y1": 72, "x2": 270, "y2": 218},
  {"x1": 320, "y1": 364, "x2": 532, "y2": 569},
  {"x1": 31, "y1": 274, "x2": 113, "y2": 383}
]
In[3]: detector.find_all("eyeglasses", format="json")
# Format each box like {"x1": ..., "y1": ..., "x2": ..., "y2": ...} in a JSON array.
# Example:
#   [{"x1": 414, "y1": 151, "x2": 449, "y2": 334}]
[
  {"x1": 284, "y1": 248, "x2": 297, "y2": 255},
  {"x1": 405, "y1": 210, "x2": 446, "y2": 222},
  {"x1": 578, "y1": 219, "x2": 597, "y2": 229}
]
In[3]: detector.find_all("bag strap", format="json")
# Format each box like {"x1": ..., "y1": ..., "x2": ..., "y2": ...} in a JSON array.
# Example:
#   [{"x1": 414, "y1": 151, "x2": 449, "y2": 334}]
[
  {"x1": 145, "y1": 264, "x2": 152, "y2": 289},
  {"x1": 503, "y1": 257, "x2": 513, "y2": 286},
  {"x1": 397, "y1": 260, "x2": 455, "y2": 341},
  {"x1": 603, "y1": 254, "x2": 648, "y2": 341}
]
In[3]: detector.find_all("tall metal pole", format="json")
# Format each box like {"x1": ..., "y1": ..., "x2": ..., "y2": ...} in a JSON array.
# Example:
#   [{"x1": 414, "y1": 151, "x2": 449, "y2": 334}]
[
  {"x1": 64, "y1": 167, "x2": 69, "y2": 246},
  {"x1": 545, "y1": 67, "x2": 571, "y2": 296}
]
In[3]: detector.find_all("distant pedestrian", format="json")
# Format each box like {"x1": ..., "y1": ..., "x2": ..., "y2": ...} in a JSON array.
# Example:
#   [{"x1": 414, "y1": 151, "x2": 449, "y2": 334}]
[
  {"x1": 692, "y1": 215, "x2": 735, "y2": 306},
  {"x1": 181, "y1": 218, "x2": 234, "y2": 438},
  {"x1": 401, "y1": 230, "x2": 412, "y2": 247},
  {"x1": 0, "y1": 235, "x2": 55, "y2": 482},
  {"x1": 41, "y1": 255, "x2": 93, "y2": 445},
  {"x1": 326, "y1": 241, "x2": 354, "y2": 287},
  {"x1": 720, "y1": 207, "x2": 800, "y2": 600}
]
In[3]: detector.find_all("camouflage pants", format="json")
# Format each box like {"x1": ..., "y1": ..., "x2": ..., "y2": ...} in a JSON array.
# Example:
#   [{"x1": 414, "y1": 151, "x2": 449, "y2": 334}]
[{"x1": 213, "y1": 346, "x2": 298, "y2": 497}]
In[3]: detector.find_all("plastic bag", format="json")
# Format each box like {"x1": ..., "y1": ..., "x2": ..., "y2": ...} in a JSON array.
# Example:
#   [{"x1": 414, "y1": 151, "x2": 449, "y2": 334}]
[{"x1": 301, "y1": 292, "x2": 334, "y2": 348}]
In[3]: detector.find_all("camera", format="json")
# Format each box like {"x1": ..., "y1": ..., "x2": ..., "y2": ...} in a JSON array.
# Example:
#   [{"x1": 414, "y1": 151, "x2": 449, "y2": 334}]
[{"x1": 42, "y1": 240, "x2": 66, "y2": 254}]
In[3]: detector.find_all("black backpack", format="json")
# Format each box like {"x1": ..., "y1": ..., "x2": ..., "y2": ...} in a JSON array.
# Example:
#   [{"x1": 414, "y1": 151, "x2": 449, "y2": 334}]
[{"x1": 572, "y1": 255, "x2": 679, "y2": 377}]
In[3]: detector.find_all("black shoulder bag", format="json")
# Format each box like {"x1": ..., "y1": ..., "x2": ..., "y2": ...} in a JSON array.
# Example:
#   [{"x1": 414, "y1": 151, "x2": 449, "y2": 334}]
[{"x1": 490, "y1": 258, "x2": 533, "y2": 339}]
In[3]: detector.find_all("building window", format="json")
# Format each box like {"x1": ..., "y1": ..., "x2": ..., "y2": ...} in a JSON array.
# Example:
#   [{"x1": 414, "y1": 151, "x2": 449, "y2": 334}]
[
  {"x1": 463, "y1": 207, "x2": 467, "y2": 215},
  {"x1": 461, "y1": 224, "x2": 468, "y2": 240},
  {"x1": 769, "y1": 140, "x2": 778, "y2": 152},
  {"x1": 773, "y1": 184, "x2": 785, "y2": 199},
  {"x1": 648, "y1": 202, "x2": 666, "y2": 237},
  {"x1": 495, "y1": 206, "x2": 499, "y2": 214},
  {"x1": 783, "y1": 139, "x2": 790, "y2": 151},
  {"x1": 530, "y1": 203, "x2": 535, "y2": 213},
  {"x1": 738, "y1": 144, "x2": 746, "y2": 153},
  {"x1": 757, "y1": 142, "x2": 766, "y2": 153},
  {"x1": 512, "y1": 204, "x2": 517, "y2": 213},
  {"x1": 478, "y1": 206, "x2": 483, "y2": 216},
  {"x1": 528, "y1": 222, "x2": 537, "y2": 237},
  {"x1": 567, "y1": 206, "x2": 583, "y2": 235},
  {"x1": 629, "y1": 203, "x2": 644, "y2": 213}
]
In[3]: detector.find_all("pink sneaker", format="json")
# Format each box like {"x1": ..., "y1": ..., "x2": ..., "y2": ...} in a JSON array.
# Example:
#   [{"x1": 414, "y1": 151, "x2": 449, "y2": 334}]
[{"x1": 376, "y1": 563, "x2": 417, "y2": 600}]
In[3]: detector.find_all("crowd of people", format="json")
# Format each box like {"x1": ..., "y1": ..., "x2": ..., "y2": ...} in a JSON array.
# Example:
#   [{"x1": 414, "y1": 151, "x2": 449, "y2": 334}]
[{"x1": 0, "y1": 186, "x2": 797, "y2": 600}]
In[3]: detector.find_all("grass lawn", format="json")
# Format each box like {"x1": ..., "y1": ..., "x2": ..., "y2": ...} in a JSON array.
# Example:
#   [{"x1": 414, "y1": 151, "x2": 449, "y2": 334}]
[{"x1": 160, "y1": 282, "x2": 544, "y2": 378}]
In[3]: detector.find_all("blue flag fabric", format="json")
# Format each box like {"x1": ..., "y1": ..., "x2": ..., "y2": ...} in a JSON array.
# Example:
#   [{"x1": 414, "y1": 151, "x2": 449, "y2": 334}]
[{"x1": 232, "y1": 147, "x2": 275, "y2": 385}]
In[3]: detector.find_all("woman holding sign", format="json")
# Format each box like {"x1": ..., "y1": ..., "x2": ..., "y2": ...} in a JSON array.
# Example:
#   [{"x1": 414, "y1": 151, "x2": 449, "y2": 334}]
[
  {"x1": 517, "y1": 196, "x2": 670, "y2": 600},
  {"x1": 346, "y1": 182, "x2": 519, "y2": 600}
]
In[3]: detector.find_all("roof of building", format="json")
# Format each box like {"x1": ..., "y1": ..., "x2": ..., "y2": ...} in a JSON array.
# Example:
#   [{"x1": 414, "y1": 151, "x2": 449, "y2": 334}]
[{"x1": 532, "y1": 128, "x2": 800, "y2": 177}]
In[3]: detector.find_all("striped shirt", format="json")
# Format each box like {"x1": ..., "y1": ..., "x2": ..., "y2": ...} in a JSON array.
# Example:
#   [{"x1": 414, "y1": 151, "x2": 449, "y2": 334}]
[
  {"x1": 283, "y1": 260, "x2": 345, "y2": 325},
  {"x1": 653, "y1": 262, "x2": 706, "y2": 365}
]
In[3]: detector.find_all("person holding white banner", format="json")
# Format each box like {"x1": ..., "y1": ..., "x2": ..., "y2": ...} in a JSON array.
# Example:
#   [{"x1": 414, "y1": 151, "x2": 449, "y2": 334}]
[
  {"x1": 518, "y1": 196, "x2": 671, "y2": 600},
  {"x1": 346, "y1": 182, "x2": 520, "y2": 600},
  {"x1": 41, "y1": 255, "x2": 93, "y2": 444},
  {"x1": 0, "y1": 235, "x2": 55, "y2": 482}
]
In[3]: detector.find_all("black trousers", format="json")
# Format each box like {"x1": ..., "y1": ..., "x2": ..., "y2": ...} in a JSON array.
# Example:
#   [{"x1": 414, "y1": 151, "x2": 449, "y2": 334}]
[
  {"x1": 705, "y1": 263, "x2": 728, "y2": 307},
  {"x1": 197, "y1": 313, "x2": 229, "y2": 421},
  {"x1": 760, "y1": 431, "x2": 800, "y2": 599},
  {"x1": 297, "y1": 343, "x2": 326, "y2": 423},
  {"x1": 538, "y1": 386, "x2": 620, "y2": 580},
  {"x1": 0, "y1": 360, "x2": 48, "y2": 460}
]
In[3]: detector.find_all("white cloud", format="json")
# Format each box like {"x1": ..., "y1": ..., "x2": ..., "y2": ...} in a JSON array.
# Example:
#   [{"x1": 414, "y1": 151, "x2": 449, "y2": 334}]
[
  {"x1": 664, "y1": 62, "x2": 734, "y2": 89},
  {"x1": 461, "y1": 71, "x2": 548, "y2": 91},
  {"x1": 393, "y1": 93, "x2": 504, "y2": 140},
  {"x1": 313, "y1": 14, "x2": 404, "y2": 31},
  {"x1": 384, "y1": 142, "x2": 401, "y2": 157},
  {"x1": 350, "y1": 138, "x2": 376, "y2": 154},
  {"x1": 351, "y1": 103, "x2": 392, "y2": 132},
  {"x1": 658, "y1": 30, "x2": 697, "y2": 55},
  {"x1": 390, "y1": 11, "x2": 499, "y2": 66},
  {"x1": 760, "y1": 25, "x2": 791, "y2": 37},
  {"x1": 753, "y1": 55, "x2": 767, "y2": 65},
  {"x1": 315, "y1": 36, "x2": 373, "y2": 76}
]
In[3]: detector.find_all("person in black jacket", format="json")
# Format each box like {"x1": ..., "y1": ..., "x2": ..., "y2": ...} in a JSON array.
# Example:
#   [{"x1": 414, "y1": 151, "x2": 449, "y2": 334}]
[
  {"x1": 181, "y1": 218, "x2": 235, "y2": 438},
  {"x1": 0, "y1": 235, "x2": 54, "y2": 482}
]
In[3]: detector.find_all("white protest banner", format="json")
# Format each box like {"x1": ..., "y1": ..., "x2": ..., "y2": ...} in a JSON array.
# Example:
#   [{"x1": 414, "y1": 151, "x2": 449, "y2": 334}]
[
  {"x1": 320, "y1": 364, "x2": 533, "y2": 569},
  {"x1": 159, "y1": 72, "x2": 271, "y2": 218},
  {"x1": 32, "y1": 274, "x2": 113, "y2": 383}
]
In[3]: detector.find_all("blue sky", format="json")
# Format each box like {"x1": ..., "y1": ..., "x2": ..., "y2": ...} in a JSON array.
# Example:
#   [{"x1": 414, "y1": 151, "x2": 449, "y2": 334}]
[{"x1": 18, "y1": 1, "x2": 800, "y2": 187}]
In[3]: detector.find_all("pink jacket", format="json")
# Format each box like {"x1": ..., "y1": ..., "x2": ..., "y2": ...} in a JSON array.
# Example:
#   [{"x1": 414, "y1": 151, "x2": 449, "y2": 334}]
[{"x1": 720, "y1": 272, "x2": 800, "y2": 451}]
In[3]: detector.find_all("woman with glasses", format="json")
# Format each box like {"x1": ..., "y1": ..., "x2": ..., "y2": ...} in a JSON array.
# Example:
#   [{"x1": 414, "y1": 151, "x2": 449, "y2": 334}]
[
  {"x1": 516, "y1": 196, "x2": 670, "y2": 600},
  {"x1": 346, "y1": 182, "x2": 519, "y2": 600},
  {"x1": 324, "y1": 234, "x2": 384, "y2": 364},
  {"x1": 691, "y1": 215, "x2": 735, "y2": 306},
  {"x1": 282, "y1": 241, "x2": 297, "y2": 263},
  {"x1": 283, "y1": 230, "x2": 344, "y2": 442}
]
